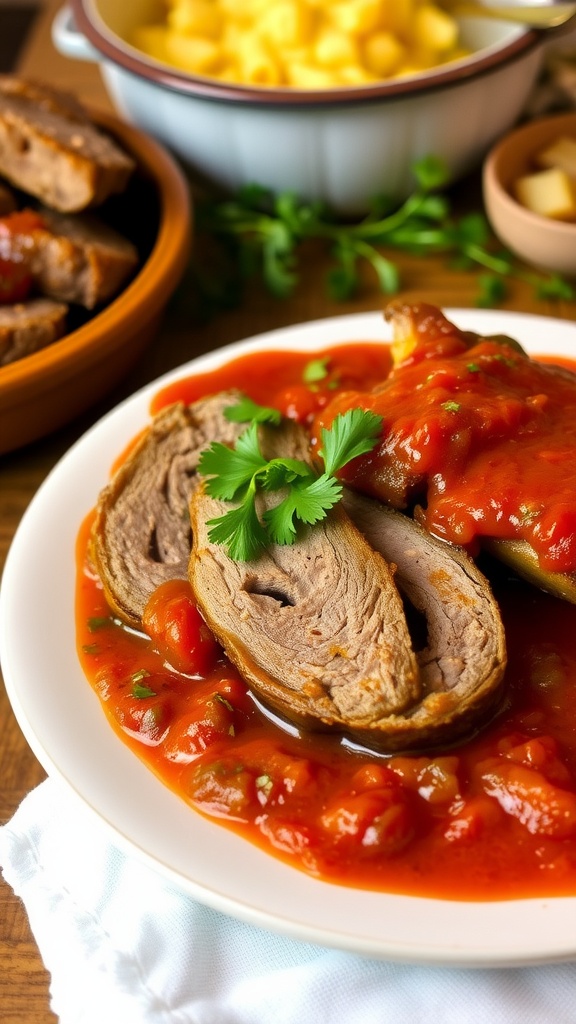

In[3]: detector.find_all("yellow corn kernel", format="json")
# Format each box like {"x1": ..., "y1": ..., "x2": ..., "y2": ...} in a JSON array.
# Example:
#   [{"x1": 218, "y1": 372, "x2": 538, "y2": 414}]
[
  {"x1": 329, "y1": 0, "x2": 384, "y2": 36},
  {"x1": 314, "y1": 28, "x2": 359, "y2": 68},
  {"x1": 167, "y1": 0, "x2": 222, "y2": 38},
  {"x1": 413, "y1": 4, "x2": 458, "y2": 54},
  {"x1": 363, "y1": 31, "x2": 405, "y2": 76}
]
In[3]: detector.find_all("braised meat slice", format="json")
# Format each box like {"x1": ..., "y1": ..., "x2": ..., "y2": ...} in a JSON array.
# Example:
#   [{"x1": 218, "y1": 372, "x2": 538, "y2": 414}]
[
  {"x1": 0, "y1": 182, "x2": 16, "y2": 215},
  {"x1": 91, "y1": 391, "x2": 245, "y2": 627},
  {"x1": 342, "y1": 492, "x2": 507, "y2": 749},
  {"x1": 92, "y1": 389, "x2": 507, "y2": 752},
  {"x1": 0, "y1": 76, "x2": 135, "y2": 212},
  {"x1": 190, "y1": 498, "x2": 420, "y2": 733},
  {"x1": 189, "y1": 417, "x2": 420, "y2": 738},
  {"x1": 0, "y1": 297, "x2": 67, "y2": 365},
  {"x1": 0, "y1": 207, "x2": 138, "y2": 310},
  {"x1": 29, "y1": 208, "x2": 139, "y2": 309}
]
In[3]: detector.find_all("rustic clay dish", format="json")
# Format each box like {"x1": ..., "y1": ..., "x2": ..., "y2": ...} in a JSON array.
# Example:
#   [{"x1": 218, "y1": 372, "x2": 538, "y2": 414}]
[{"x1": 0, "y1": 108, "x2": 191, "y2": 456}]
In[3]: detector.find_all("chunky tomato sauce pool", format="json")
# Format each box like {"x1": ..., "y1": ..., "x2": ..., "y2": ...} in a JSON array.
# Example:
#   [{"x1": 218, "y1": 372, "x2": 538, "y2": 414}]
[{"x1": 76, "y1": 334, "x2": 576, "y2": 901}]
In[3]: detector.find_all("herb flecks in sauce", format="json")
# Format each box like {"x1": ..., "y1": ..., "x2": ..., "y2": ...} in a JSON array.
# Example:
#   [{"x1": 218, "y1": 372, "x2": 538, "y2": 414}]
[{"x1": 76, "y1": 329, "x2": 576, "y2": 900}]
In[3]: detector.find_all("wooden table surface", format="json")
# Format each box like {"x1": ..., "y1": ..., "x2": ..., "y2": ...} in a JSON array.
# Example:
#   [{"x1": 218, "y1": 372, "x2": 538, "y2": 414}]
[{"x1": 2, "y1": 3, "x2": 576, "y2": 1021}]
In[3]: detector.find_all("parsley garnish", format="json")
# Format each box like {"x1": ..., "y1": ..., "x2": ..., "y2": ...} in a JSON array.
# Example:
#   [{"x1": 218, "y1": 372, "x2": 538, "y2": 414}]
[
  {"x1": 132, "y1": 683, "x2": 157, "y2": 699},
  {"x1": 87, "y1": 616, "x2": 110, "y2": 632},
  {"x1": 131, "y1": 669, "x2": 156, "y2": 699},
  {"x1": 212, "y1": 693, "x2": 234, "y2": 711},
  {"x1": 198, "y1": 400, "x2": 382, "y2": 561},
  {"x1": 303, "y1": 357, "x2": 330, "y2": 384},
  {"x1": 224, "y1": 396, "x2": 281, "y2": 425},
  {"x1": 193, "y1": 156, "x2": 575, "y2": 308}
]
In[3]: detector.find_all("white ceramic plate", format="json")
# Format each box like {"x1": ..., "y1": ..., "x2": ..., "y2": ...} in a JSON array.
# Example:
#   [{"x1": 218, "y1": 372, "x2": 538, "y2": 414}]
[{"x1": 3, "y1": 309, "x2": 576, "y2": 967}]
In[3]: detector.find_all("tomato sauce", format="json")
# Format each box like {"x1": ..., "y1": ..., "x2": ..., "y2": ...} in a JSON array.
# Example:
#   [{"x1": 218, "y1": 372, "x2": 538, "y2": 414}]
[
  {"x1": 76, "y1": 339, "x2": 576, "y2": 901},
  {"x1": 317, "y1": 309, "x2": 576, "y2": 573},
  {"x1": 0, "y1": 208, "x2": 46, "y2": 303}
]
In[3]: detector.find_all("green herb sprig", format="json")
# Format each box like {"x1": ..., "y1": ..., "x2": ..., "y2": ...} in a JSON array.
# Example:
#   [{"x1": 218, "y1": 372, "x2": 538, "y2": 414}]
[
  {"x1": 195, "y1": 156, "x2": 574, "y2": 308},
  {"x1": 198, "y1": 400, "x2": 382, "y2": 561}
]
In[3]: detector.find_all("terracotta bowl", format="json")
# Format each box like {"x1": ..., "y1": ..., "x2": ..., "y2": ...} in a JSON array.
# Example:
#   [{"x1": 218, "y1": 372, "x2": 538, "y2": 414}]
[
  {"x1": 0, "y1": 109, "x2": 191, "y2": 456},
  {"x1": 483, "y1": 112, "x2": 576, "y2": 279}
]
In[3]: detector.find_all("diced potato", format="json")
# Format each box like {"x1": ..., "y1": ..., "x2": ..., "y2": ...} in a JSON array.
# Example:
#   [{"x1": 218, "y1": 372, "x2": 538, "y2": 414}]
[
  {"x1": 536, "y1": 136, "x2": 576, "y2": 180},
  {"x1": 131, "y1": 25, "x2": 171, "y2": 63},
  {"x1": 413, "y1": 4, "x2": 458, "y2": 54},
  {"x1": 288, "y1": 62, "x2": 340, "y2": 88},
  {"x1": 314, "y1": 28, "x2": 359, "y2": 68},
  {"x1": 237, "y1": 33, "x2": 282, "y2": 85},
  {"x1": 165, "y1": 32, "x2": 221, "y2": 72},
  {"x1": 378, "y1": 0, "x2": 415, "y2": 36},
  {"x1": 515, "y1": 167, "x2": 576, "y2": 222},
  {"x1": 132, "y1": 0, "x2": 466, "y2": 89},
  {"x1": 329, "y1": 0, "x2": 384, "y2": 36},
  {"x1": 167, "y1": 0, "x2": 222, "y2": 38},
  {"x1": 338, "y1": 63, "x2": 378, "y2": 85},
  {"x1": 259, "y1": 1, "x2": 312, "y2": 48},
  {"x1": 363, "y1": 31, "x2": 405, "y2": 76}
]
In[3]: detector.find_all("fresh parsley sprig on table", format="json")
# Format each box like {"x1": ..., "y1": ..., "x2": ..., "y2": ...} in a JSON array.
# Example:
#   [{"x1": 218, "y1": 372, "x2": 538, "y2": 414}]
[
  {"x1": 197, "y1": 399, "x2": 382, "y2": 561},
  {"x1": 196, "y1": 156, "x2": 574, "y2": 308}
]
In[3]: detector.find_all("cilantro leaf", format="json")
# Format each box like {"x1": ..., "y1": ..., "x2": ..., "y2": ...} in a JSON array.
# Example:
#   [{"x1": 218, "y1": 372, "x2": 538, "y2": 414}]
[
  {"x1": 195, "y1": 153, "x2": 575, "y2": 310},
  {"x1": 132, "y1": 683, "x2": 157, "y2": 699},
  {"x1": 260, "y1": 458, "x2": 313, "y2": 491},
  {"x1": 303, "y1": 357, "x2": 330, "y2": 384},
  {"x1": 264, "y1": 474, "x2": 342, "y2": 544},
  {"x1": 412, "y1": 154, "x2": 451, "y2": 192},
  {"x1": 225, "y1": 395, "x2": 282, "y2": 424},
  {"x1": 320, "y1": 408, "x2": 383, "y2": 476},
  {"x1": 200, "y1": 407, "x2": 382, "y2": 560},
  {"x1": 206, "y1": 488, "x2": 268, "y2": 562},
  {"x1": 199, "y1": 424, "x2": 267, "y2": 500}
]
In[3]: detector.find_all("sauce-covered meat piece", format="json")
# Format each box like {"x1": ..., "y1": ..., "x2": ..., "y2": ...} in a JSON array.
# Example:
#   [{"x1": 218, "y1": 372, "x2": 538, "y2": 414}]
[{"x1": 317, "y1": 302, "x2": 576, "y2": 579}]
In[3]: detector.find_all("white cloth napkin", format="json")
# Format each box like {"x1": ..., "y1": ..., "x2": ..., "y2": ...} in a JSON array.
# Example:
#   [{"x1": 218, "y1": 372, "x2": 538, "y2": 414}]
[{"x1": 2, "y1": 778, "x2": 576, "y2": 1024}]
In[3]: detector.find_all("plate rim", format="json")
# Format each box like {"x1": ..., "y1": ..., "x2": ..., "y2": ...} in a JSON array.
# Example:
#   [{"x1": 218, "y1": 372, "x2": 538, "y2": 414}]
[{"x1": 3, "y1": 308, "x2": 576, "y2": 968}]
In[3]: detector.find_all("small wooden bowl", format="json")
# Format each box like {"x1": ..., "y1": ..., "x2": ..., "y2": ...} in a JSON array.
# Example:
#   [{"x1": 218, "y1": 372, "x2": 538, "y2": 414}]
[{"x1": 483, "y1": 112, "x2": 576, "y2": 279}]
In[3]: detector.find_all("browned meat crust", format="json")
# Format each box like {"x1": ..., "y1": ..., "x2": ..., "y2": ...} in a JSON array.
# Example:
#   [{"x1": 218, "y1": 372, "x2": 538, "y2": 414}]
[
  {"x1": 27, "y1": 208, "x2": 138, "y2": 309},
  {"x1": 342, "y1": 492, "x2": 507, "y2": 749},
  {"x1": 91, "y1": 392, "x2": 508, "y2": 752},
  {"x1": 0, "y1": 297, "x2": 67, "y2": 365},
  {"x1": 0, "y1": 76, "x2": 135, "y2": 212},
  {"x1": 91, "y1": 392, "x2": 246, "y2": 627},
  {"x1": 189, "y1": 484, "x2": 420, "y2": 732}
]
